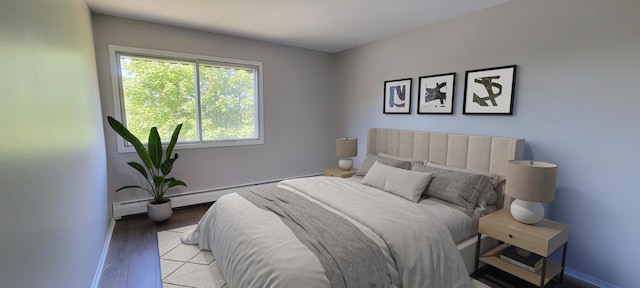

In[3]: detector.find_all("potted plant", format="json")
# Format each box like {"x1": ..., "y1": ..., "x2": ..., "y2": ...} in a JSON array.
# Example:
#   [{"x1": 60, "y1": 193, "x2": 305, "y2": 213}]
[{"x1": 107, "y1": 116, "x2": 187, "y2": 222}]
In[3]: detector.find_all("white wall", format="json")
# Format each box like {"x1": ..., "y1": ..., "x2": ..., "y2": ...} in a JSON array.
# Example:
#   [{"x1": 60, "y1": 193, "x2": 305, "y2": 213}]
[
  {"x1": 91, "y1": 15, "x2": 335, "y2": 207},
  {"x1": 0, "y1": 0, "x2": 109, "y2": 287},
  {"x1": 333, "y1": 0, "x2": 639, "y2": 287}
]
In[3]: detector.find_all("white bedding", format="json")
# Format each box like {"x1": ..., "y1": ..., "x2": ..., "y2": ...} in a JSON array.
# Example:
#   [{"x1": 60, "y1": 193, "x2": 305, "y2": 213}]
[
  {"x1": 347, "y1": 177, "x2": 477, "y2": 243},
  {"x1": 417, "y1": 198, "x2": 475, "y2": 243},
  {"x1": 183, "y1": 176, "x2": 473, "y2": 288}
]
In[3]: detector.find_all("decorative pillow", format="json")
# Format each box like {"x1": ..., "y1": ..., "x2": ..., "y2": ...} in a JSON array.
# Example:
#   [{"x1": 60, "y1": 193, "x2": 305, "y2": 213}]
[
  {"x1": 425, "y1": 161, "x2": 503, "y2": 188},
  {"x1": 362, "y1": 161, "x2": 433, "y2": 202},
  {"x1": 411, "y1": 163, "x2": 493, "y2": 215},
  {"x1": 355, "y1": 153, "x2": 411, "y2": 177},
  {"x1": 424, "y1": 161, "x2": 500, "y2": 206},
  {"x1": 474, "y1": 204, "x2": 498, "y2": 218},
  {"x1": 477, "y1": 188, "x2": 498, "y2": 207},
  {"x1": 377, "y1": 152, "x2": 415, "y2": 162}
]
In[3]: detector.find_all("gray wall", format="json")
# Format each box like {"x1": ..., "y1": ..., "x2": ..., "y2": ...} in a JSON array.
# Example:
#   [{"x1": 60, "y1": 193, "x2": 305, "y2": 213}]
[
  {"x1": 333, "y1": 0, "x2": 638, "y2": 287},
  {"x1": 92, "y1": 15, "x2": 335, "y2": 206},
  {"x1": 0, "y1": 0, "x2": 109, "y2": 287}
]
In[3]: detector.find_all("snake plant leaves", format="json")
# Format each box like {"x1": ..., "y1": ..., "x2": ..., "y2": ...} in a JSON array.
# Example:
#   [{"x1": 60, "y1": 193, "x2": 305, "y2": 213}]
[
  {"x1": 153, "y1": 175, "x2": 165, "y2": 189},
  {"x1": 107, "y1": 116, "x2": 187, "y2": 204},
  {"x1": 107, "y1": 116, "x2": 153, "y2": 170},
  {"x1": 160, "y1": 155, "x2": 178, "y2": 175},
  {"x1": 148, "y1": 127, "x2": 162, "y2": 169},
  {"x1": 167, "y1": 180, "x2": 187, "y2": 188},
  {"x1": 115, "y1": 185, "x2": 145, "y2": 192},
  {"x1": 166, "y1": 124, "x2": 182, "y2": 160},
  {"x1": 127, "y1": 162, "x2": 148, "y2": 179}
]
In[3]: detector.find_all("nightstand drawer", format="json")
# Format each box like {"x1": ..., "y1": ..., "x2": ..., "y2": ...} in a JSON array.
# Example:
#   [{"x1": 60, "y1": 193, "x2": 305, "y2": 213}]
[
  {"x1": 479, "y1": 223, "x2": 546, "y2": 255},
  {"x1": 479, "y1": 209, "x2": 568, "y2": 256}
]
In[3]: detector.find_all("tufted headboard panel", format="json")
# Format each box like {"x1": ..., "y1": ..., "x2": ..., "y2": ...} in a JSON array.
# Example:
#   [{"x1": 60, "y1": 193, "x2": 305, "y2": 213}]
[{"x1": 367, "y1": 128, "x2": 525, "y2": 208}]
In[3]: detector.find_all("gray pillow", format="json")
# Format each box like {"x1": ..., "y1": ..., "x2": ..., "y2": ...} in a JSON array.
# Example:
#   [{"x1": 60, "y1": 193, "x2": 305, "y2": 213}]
[
  {"x1": 425, "y1": 161, "x2": 503, "y2": 188},
  {"x1": 377, "y1": 152, "x2": 416, "y2": 162},
  {"x1": 411, "y1": 163, "x2": 492, "y2": 215},
  {"x1": 355, "y1": 153, "x2": 411, "y2": 177},
  {"x1": 424, "y1": 162, "x2": 499, "y2": 206}
]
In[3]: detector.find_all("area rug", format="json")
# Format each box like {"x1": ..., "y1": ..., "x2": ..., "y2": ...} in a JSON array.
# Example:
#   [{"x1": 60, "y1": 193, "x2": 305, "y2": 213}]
[
  {"x1": 158, "y1": 225, "x2": 226, "y2": 288},
  {"x1": 157, "y1": 225, "x2": 490, "y2": 288}
]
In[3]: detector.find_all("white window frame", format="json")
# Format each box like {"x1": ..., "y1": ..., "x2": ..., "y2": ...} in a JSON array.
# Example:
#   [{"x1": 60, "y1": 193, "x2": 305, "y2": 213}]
[{"x1": 108, "y1": 45, "x2": 264, "y2": 153}]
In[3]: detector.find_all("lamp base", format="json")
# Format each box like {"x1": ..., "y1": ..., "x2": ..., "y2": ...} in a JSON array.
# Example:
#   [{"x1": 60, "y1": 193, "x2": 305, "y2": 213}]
[
  {"x1": 510, "y1": 199, "x2": 544, "y2": 224},
  {"x1": 338, "y1": 158, "x2": 353, "y2": 170}
]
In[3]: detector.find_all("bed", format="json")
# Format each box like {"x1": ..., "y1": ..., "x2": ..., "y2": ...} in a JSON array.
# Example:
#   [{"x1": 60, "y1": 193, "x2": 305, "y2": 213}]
[{"x1": 182, "y1": 128, "x2": 524, "y2": 288}]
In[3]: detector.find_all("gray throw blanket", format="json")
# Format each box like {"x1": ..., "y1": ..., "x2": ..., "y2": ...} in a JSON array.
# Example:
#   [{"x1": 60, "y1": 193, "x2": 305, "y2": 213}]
[{"x1": 239, "y1": 187, "x2": 392, "y2": 288}]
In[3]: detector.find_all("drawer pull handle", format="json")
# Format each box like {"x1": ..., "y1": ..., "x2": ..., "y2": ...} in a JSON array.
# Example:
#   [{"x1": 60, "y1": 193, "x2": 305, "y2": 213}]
[{"x1": 508, "y1": 234, "x2": 513, "y2": 238}]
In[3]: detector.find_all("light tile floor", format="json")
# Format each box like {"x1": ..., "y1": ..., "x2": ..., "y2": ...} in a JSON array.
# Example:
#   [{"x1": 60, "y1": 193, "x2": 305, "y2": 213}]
[{"x1": 157, "y1": 225, "x2": 490, "y2": 288}]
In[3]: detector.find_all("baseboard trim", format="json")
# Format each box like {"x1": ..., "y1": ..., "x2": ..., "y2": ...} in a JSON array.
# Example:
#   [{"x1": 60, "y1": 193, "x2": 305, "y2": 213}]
[
  {"x1": 91, "y1": 218, "x2": 115, "y2": 288},
  {"x1": 565, "y1": 267, "x2": 620, "y2": 288},
  {"x1": 112, "y1": 173, "x2": 321, "y2": 219}
]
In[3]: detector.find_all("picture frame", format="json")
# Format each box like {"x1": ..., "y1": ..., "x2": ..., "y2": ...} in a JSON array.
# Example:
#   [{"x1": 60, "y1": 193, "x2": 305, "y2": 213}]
[
  {"x1": 417, "y1": 72, "x2": 456, "y2": 114},
  {"x1": 463, "y1": 65, "x2": 517, "y2": 115},
  {"x1": 383, "y1": 78, "x2": 412, "y2": 114}
]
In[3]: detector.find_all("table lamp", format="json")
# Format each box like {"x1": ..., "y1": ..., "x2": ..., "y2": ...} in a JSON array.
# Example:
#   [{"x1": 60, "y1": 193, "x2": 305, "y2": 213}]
[
  {"x1": 505, "y1": 160, "x2": 558, "y2": 224},
  {"x1": 335, "y1": 137, "x2": 357, "y2": 170}
]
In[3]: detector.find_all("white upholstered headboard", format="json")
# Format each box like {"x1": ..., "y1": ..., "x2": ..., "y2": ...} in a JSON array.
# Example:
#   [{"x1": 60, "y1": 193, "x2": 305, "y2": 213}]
[{"x1": 367, "y1": 128, "x2": 524, "y2": 209}]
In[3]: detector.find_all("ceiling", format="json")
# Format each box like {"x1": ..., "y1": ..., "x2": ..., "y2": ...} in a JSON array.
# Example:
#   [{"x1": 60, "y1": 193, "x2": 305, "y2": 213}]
[{"x1": 87, "y1": 0, "x2": 509, "y2": 53}]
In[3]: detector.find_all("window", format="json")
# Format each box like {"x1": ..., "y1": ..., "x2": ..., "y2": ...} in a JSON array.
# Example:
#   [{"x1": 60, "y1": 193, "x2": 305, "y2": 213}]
[{"x1": 109, "y1": 45, "x2": 263, "y2": 152}]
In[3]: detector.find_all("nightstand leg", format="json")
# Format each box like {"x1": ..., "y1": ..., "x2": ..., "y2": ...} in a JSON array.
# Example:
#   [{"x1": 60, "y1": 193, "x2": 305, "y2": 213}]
[
  {"x1": 540, "y1": 258, "x2": 547, "y2": 288},
  {"x1": 474, "y1": 233, "x2": 481, "y2": 273},
  {"x1": 559, "y1": 242, "x2": 568, "y2": 284}
]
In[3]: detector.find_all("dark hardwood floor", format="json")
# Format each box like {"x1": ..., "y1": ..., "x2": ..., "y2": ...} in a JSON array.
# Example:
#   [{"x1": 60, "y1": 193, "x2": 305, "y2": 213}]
[
  {"x1": 473, "y1": 266, "x2": 599, "y2": 288},
  {"x1": 98, "y1": 202, "x2": 212, "y2": 288},
  {"x1": 98, "y1": 203, "x2": 597, "y2": 288}
]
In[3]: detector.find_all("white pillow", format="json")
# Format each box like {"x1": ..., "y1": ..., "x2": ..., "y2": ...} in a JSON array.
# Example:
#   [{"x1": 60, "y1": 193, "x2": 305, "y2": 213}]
[
  {"x1": 355, "y1": 153, "x2": 411, "y2": 177},
  {"x1": 361, "y1": 161, "x2": 433, "y2": 202}
]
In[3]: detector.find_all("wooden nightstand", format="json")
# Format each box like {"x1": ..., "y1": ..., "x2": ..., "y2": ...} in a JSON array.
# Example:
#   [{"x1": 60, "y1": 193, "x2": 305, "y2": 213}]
[
  {"x1": 474, "y1": 209, "x2": 569, "y2": 288},
  {"x1": 323, "y1": 167, "x2": 356, "y2": 178}
]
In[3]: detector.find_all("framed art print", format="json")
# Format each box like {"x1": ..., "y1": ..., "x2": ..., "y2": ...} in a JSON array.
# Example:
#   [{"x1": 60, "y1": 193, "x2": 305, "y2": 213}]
[
  {"x1": 383, "y1": 78, "x2": 412, "y2": 114},
  {"x1": 418, "y1": 72, "x2": 455, "y2": 114},
  {"x1": 463, "y1": 65, "x2": 517, "y2": 115}
]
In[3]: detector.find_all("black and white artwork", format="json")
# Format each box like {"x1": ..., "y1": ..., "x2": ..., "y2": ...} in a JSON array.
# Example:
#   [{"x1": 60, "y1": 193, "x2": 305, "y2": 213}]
[
  {"x1": 383, "y1": 78, "x2": 412, "y2": 114},
  {"x1": 463, "y1": 65, "x2": 517, "y2": 115},
  {"x1": 418, "y1": 73, "x2": 455, "y2": 114}
]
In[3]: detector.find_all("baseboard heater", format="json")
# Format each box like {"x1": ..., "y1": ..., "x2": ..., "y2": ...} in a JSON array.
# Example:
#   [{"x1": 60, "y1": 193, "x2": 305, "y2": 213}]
[{"x1": 112, "y1": 173, "x2": 321, "y2": 219}]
